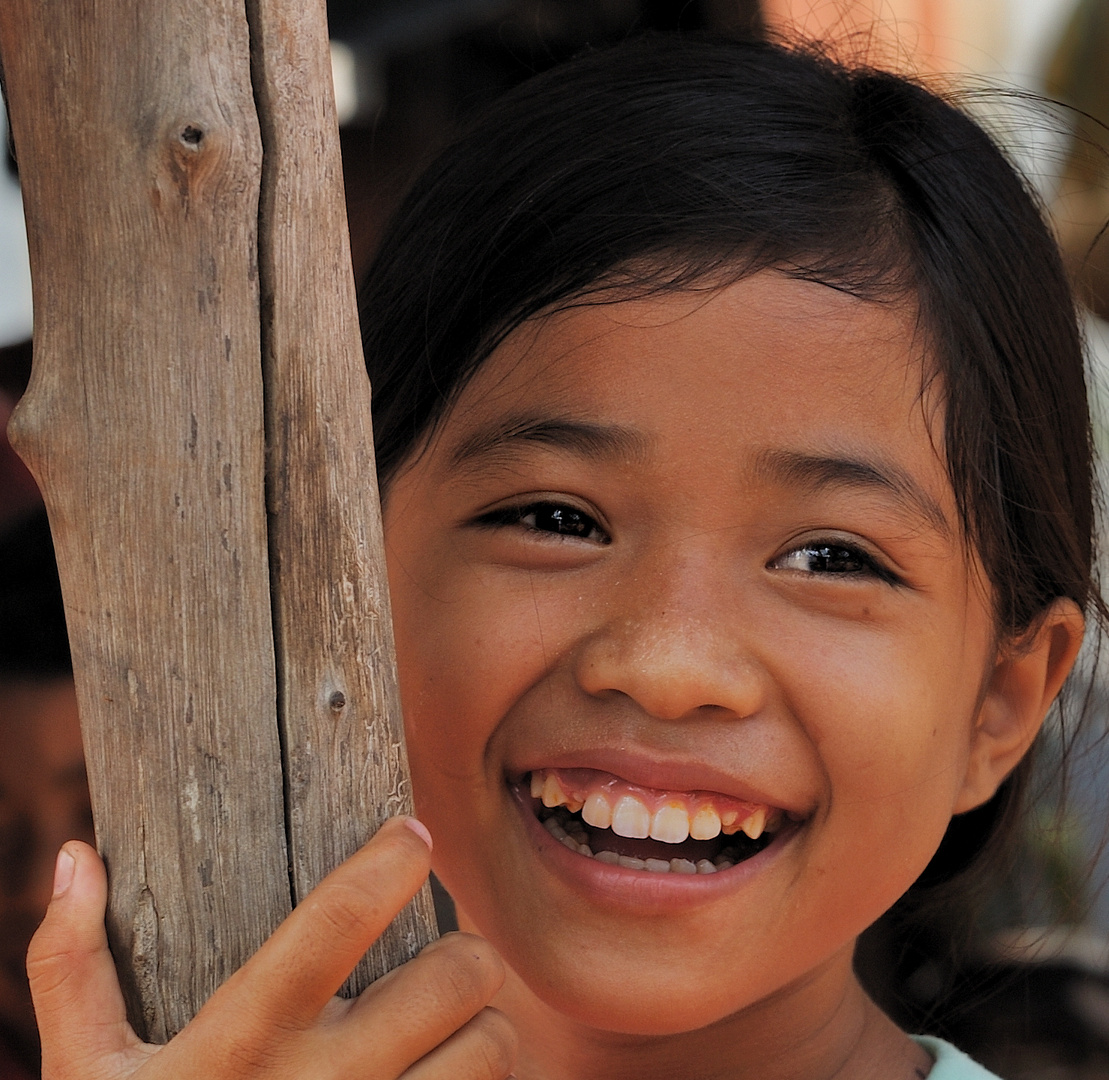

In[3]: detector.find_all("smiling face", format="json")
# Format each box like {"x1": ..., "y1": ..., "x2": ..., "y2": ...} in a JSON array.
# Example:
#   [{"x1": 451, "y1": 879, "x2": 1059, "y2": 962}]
[{"x1": 381, "y1": 272, "x2": 1009, "y2": 1039}]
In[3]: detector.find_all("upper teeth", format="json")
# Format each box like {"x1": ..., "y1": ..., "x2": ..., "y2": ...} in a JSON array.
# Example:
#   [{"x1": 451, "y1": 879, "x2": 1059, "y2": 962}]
[
  {"x1": 611, "y1": 795, "x2": 650, "y2": 839},
  {"x1": 744, "y1": 807, "x2": 766, "y2": 840},
  {"x1": 529, "y1": 769, "x2": 779, "y2": 843},
  {"x1": 582, "y1": 792, "x2": 612, "y2": 829},
  {"x1": 690, "y1": 804, "x2": 721, "y2": 840},
  {"x1": 650, "y1": 804, "x2": 689, "y2": 844}
]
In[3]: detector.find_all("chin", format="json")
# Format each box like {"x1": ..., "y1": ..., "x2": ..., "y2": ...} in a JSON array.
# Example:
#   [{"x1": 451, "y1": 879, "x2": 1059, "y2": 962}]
[
  {"x1": 543, "y1": 986, "x2": 738, "y2": 1037},
  {"x1": 486, "y1": 918, "x2": 779, "y2": 1037}
]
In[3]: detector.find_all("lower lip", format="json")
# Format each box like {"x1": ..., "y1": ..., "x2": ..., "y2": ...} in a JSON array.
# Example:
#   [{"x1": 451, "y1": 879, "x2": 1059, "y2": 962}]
[{"x1": 510, "y1": 784, "x2": 797, "y2": 914}]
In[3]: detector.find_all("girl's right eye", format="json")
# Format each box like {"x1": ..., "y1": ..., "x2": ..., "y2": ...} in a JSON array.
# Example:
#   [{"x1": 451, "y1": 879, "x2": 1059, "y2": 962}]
[{"x1": 473, "y1": 501, "x2": 611, "y2": 544}]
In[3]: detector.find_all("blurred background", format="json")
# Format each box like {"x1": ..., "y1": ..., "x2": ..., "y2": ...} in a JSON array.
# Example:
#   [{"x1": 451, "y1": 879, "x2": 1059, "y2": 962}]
[{"x1": 2, "y1": 1, "x2": 1109, "y2": 1077}]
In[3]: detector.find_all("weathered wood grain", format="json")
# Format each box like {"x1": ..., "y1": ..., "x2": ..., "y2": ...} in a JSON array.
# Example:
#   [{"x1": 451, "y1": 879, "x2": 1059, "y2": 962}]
[
  {"x1": 0, "y1": 0, "x2": 291, "y2": 1040},
  {"x1": 247, "y1": 0, "x2": 438, "y2": 990},
  {"x1": 0, "y1": 0, "x2": 436, "y2": 1038}
]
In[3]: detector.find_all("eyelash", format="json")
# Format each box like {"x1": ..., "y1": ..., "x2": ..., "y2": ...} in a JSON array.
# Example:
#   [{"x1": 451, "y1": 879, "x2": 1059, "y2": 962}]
[
  {"x1": 473, "y1": 505, "x2": 899, "y2": 584},
  {"x1": 473, "y1": 501, "x2": 612, "y2": 544},
  {"x1": 769, "y1": 541, "x2": 901, "y2": 585}
]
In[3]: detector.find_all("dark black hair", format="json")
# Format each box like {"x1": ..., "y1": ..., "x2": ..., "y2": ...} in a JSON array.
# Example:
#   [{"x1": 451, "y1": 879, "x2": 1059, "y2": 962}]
[{"x1": 358, "y1": 35, "x2": 1100, "y2": 894}]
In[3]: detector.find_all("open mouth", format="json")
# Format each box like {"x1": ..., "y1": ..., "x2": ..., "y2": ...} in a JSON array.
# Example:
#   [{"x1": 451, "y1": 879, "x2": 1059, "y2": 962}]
[{"x1": 526, "y1": 767, "x2": 787, "y2": 874}]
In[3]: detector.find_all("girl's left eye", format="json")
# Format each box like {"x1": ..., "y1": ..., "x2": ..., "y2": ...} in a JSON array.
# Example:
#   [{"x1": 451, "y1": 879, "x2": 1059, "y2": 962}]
[
  {"x1": 473, "y1": 501, "x2": 611, "y2": 544},
  {"x1": 769, "y1": 542, "x2": 899, "y2": 584}
]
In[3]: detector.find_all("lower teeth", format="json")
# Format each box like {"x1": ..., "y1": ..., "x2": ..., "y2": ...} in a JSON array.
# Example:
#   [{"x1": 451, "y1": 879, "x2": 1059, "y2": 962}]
[{"x1": 541, "y1": 808, "x2": 751, "y2": 873}]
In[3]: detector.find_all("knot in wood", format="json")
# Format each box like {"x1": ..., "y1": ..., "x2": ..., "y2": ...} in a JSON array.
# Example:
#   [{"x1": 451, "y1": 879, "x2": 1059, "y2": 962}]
[
  {"x1": 329, "y1": 690, "x2": 346, "y2": 712},
  {"x1": 160, "y1": 117, "x2": 229, "y2": 208}
]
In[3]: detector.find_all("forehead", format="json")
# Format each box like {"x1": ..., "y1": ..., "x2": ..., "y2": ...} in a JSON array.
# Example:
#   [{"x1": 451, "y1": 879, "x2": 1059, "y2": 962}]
[{"x1": 436, "y1": 272, "x2": 942, "y2": 495}]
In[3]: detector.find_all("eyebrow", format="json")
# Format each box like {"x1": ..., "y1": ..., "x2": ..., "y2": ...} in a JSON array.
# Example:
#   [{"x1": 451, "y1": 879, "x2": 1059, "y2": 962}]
[
  {"x1": 448, "y1": 415, "x2": 652, "y2": 468},
  {"x1": 753, "y1": 447, "x2": 953, "y2": 538}
]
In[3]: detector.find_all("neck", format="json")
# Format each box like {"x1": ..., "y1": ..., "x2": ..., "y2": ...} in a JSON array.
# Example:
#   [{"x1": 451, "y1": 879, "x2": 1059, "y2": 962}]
[{"x1": 466, "y1": 927, "x2": 932, "y2": 1080}]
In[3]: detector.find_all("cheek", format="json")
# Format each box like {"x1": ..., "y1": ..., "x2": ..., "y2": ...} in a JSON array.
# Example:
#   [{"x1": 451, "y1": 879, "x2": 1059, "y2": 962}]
[
  {"x1": 765, "y1": 642, "x2": 985, "y2": 964},
  {"x1": 388, "y1": 561, "x2": 557, "y2": 800},
  {"x1": 770, "y1": 612, "x2": 984, "y2": 866}
]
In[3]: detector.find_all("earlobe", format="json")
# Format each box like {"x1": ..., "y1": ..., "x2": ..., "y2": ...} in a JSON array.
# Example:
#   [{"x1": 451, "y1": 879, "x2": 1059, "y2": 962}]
[{"x1": 953, "y1": 598, "x2": 1086, "y2": 814}]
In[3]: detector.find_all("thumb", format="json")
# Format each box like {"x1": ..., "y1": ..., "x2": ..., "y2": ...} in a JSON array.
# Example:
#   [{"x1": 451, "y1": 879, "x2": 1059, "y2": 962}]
[{"x1": 28, "y1": 842, "x2": 147, "y2": 1079}]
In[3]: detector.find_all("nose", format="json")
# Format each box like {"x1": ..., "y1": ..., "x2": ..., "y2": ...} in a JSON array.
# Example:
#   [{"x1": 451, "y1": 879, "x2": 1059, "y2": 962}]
[{"x1": 572, "y1": 553, "x2": 768, "y2": 722}]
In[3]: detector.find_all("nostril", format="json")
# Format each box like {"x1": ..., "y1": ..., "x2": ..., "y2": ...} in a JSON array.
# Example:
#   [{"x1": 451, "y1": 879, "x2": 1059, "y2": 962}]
[{"x1": 572, "y1": 603, "x2": 767, "y2": 720}]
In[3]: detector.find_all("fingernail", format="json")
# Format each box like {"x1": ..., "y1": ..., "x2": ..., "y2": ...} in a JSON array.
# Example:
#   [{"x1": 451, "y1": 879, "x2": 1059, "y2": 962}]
[
  {"x1": 402, "y1": 817, "x2": 433, "y2": 851},
  {"x1": 53, "y1": 847, "x2": 76, "y2": 898}
]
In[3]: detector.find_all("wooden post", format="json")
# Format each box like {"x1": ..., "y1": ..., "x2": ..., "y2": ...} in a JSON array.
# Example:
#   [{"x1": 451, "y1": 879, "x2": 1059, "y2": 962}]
[
  {"x1": 0, "y1": 0, "x2": 436, "y2": 1042},
  {"x1": 248, "y1": 0, "x2": 438, "y2": 992}
]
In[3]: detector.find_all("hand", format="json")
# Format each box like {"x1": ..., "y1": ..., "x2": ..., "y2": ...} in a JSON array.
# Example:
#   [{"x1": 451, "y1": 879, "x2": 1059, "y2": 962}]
[{"x1": 28, "y1": 818, "x2": 517, "y2": 1079}]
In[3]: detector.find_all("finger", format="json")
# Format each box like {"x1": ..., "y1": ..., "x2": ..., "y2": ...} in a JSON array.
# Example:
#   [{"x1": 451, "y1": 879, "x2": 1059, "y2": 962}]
[
  {"x1": 28, "y1": 842, "x2": 144, "y2": 1077},
  {"x1": 340, "y1": 932, "x2": 505, "y2": 1077},
  {"x1": 210, "y1": 817, "x2": 433, "y2": 1029},
  {"x1": 400, "y1": 1008, "x2": 517, "y2": 1080}
]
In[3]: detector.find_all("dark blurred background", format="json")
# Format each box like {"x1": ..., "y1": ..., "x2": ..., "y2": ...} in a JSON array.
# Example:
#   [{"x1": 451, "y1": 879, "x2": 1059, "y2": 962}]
[{"x1": 328, "y1": 0, "x2": 762, "y2": 275}]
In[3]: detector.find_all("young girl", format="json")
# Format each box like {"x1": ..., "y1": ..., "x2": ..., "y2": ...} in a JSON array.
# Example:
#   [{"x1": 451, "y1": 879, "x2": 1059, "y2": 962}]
[{"x1": 25, "y1": 35, "x2": 1098, "y2": 1080}]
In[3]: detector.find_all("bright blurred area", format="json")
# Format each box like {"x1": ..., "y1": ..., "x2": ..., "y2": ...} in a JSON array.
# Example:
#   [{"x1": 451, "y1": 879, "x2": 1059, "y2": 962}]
[{"x1": 2, "y1": 2, "x2": 1109, "y2": 1078}]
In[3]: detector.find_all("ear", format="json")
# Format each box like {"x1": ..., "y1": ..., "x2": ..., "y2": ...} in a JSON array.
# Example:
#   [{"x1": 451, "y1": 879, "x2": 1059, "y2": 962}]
[{"x1": 953, "y1": 598, "x2": 1086, "y2": 814}]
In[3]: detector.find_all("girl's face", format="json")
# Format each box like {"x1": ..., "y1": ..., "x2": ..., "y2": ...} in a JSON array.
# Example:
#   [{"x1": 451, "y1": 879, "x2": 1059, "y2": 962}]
[{"x1": 382, "y1": 272, "x2": 1012, "y2": 1036}]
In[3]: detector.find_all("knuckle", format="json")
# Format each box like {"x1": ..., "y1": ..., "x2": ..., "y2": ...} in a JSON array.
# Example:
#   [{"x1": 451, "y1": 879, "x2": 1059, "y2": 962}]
[
  {"x1": 307, "y1": 881, "x2": 379, "y2": 949},
  {"x1": 211, "y1": 976, "x2": 313, "y2": 1042},
  {"x1": 194, "y1": 1008, "x2": 304, "y2": 1076},
  {"x1": 26, "y1": 920, "x2": 58, "y2": 971},
  {"x1": 218, "y1": 1034, "x2": 298, "y2": 1076},
  {"x1": 433, "y1": 960, "x2": 485, "y2": 1015},
  {"x1": 463, "y1": 1009, "x2": 518, "y2": 1079},
  {"x1": 425, "y1": 936, "x2": 501, "y2": 1013},
  {"x1": 429, "y1": 932, "x2": 503, "y2": 976},
  {"x1": 26, "y1": 938, "x2": 87, "y2": 1003}
]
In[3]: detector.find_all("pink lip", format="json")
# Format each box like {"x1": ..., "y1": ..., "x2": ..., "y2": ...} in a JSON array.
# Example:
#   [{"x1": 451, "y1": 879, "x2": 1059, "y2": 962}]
[
  {"x1": 508, "y1": 747, "x2": 805, "y2": 816},
  {"x1": 509, "y1": 783, "x2": 800, "y2": 915}
]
